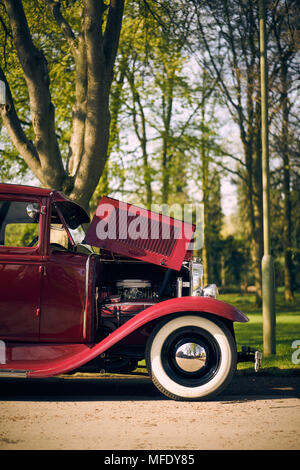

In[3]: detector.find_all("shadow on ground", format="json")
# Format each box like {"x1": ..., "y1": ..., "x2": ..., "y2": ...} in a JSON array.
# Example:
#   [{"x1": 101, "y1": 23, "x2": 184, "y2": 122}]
[{"x1": 0, "y1": 372, "x2": 299, "y2": 403}]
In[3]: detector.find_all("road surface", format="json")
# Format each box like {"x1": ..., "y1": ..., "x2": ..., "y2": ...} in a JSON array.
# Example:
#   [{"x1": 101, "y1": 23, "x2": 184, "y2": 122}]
[{"x1": 0, "y1": 373, "x2": 299, "y2": 450}]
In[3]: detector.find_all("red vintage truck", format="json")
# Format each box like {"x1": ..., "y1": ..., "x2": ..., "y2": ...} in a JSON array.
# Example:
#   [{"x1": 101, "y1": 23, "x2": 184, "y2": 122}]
[{"x1": 0, "y1": 183, "x2": 260, "y2": 400}]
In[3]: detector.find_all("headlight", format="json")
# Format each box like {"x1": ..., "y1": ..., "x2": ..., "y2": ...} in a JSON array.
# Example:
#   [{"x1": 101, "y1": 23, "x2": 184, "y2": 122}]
[
  {"x1": 190, "y1": 260, "x2": 218, "y2": 298},
  {"x1": 202, "y1": 284, "x2": 218, "y2": 299},
  {"x1": 191, "y1": 259, "x2": 203, "y2": 296}
]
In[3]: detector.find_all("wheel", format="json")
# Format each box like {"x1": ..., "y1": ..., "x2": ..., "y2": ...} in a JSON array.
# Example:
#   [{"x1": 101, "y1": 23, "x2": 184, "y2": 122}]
[{"x1": 146, "y1": 314, "x2": 237, "y2": 401}]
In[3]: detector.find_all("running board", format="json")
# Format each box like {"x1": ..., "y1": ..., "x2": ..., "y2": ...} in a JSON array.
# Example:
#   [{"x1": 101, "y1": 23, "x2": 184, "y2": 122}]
[{"x1": 0, "y1": 369, "x2": 28, "y2": 378}]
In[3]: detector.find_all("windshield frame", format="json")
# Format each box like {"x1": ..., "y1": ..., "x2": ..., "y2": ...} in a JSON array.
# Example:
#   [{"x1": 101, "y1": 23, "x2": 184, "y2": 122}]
[{"x1": 53, "y1": 203, "x2": 93, "y2": 252}]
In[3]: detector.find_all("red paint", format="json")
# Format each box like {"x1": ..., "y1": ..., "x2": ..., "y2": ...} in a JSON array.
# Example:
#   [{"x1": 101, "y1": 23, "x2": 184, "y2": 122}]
[
  {"x1": 0, "y1": 296, "x2": 247, "y2": 377},
  {"x1": 39, "y1": 251, "x2": 94, "y2": 343},
  {"x1": 0, "y1": 183, "x2": 249, "y2": 379},
  {"x1": 26, "y1": 296, "x2": 247, "y2": 377},
  {"x1": 85, "y1": 196, "x2": 195, "y2": 271}
]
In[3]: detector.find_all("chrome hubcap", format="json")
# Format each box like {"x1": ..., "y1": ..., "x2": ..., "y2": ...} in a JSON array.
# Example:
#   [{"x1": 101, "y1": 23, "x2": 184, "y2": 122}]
[{"x1": 175, "y1": 342, "x2": 207, "y2": 373}]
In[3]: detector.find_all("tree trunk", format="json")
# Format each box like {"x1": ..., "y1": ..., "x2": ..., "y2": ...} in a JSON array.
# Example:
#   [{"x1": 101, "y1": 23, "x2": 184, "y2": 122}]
[
  {"x1": 281, "y1": 61, "x2": 294, "y2": 302},
  {"x1": 241, "y1": 112, "x2": 263, "y2": 306},
  {"x1": 252, "y1": 130, "x2": 263, "y2": 307},
  {"x1": 221, "y1": 255, "x2": 226, "y2": 287},
  {"x1": 1, "y1": 0, "x2": 125, "y2": 213},
  {"x1": 161, "y1": 71, "x2": 174, "y2": 205},
  {"x1": 126, "y1": 66, "x2": 153, "y2": 209},
  {"x1": 2, "y1": 0, "x2": 65, "y2": 189}
]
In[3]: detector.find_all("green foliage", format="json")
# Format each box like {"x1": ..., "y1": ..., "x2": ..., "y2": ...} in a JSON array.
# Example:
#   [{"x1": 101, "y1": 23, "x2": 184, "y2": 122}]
[
  {"x1": 0, "y1": 0, "x2": 79, "y2": 180},
  {"x1": 219, "y1": 292, "x2": 300, "y2": 372},
  {"x1": 104, "y1": 0, "x2": 224, "y2": 210},
  {"x1": 1, "y1": 0, "x2": 299, "y2": 297},
  {"x1": 0, "y1": 142, "x2": 29, "y2": 181},
  {"x1": 220, "y1": 235, "x2": 250, "y2": 288},
  {"x1": 4, "y1": 222, "x2": 39, "y2": 247}
]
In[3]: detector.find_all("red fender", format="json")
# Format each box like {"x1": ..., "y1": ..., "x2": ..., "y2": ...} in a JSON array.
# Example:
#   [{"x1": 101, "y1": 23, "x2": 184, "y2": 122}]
[{"x1": 26, "y1": 297, "x2": 247, "y2": 378}]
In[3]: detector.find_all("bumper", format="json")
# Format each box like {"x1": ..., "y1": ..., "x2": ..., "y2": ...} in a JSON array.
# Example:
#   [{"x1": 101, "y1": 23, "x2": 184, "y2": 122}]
[{"x1": 237, "y1": 346, "x2": 262, "y2": 372}]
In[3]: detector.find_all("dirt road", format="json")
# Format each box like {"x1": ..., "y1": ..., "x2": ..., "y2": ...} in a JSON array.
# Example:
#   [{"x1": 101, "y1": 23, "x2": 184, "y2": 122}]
[{"x1": 0, "y1": 373, "x2": 299, "y2": 451}]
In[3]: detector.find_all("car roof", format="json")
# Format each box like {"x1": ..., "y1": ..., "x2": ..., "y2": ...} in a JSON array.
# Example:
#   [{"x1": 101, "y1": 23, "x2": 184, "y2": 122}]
[
  {"x1": 0, "y1": 183, "x2": 68, "y2": 201},
  {"x1": 0, "y1": 183, "x2": 90, "y2": 225}
]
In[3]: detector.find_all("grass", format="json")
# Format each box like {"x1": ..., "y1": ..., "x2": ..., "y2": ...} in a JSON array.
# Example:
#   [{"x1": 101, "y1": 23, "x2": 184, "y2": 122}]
[
  {"x1": 134, "y1": 290, "x2": 300, "y2": 377},
  {"x1": 218, "y1": 290, "x2": 300, "y2": 375}
]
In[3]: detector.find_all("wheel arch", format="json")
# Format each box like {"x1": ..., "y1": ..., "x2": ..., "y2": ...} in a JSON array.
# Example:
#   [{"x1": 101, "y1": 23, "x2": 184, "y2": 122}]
[{"x1": 143, "y1": 310, "x2": 236, "y2": 345}]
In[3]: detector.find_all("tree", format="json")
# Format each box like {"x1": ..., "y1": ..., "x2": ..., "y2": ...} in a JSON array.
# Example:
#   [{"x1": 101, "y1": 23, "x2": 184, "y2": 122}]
[
  {"x1": 104, "y1": 0, "x2": 204, "y2": 210},
  {"x1": 189, "y1": 0, "x2": 265, "y2": 304},
  {"x1": 0, "y1": 0, "x2": 124, "y2": 210},
  {"x1": 184, "y1": 0, "x2": 298, "y2": 304},
  {"x1": 269, "y1": 0, "x2": 299, "y2": 301}
]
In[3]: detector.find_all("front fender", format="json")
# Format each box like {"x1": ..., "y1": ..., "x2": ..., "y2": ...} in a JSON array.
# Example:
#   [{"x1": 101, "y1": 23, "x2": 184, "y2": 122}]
[
  {"x1": 29, "y1": 296, "x2": 247, "y2": 378},
  {"x1": 139, "y1": 296, "x2": 249, "y2": 324}
]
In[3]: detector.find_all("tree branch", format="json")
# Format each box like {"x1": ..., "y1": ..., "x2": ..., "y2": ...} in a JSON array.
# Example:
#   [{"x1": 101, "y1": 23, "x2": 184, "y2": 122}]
[
  {"x1": 104, "y1": 0, "x2": 125, "y2": 74},
  {"x1": 3, "y1": 0, "x2": 65, "y2": 188},
  {"x1": 67, "y1": 33, "x2": 87, "y2": 177},
  {"x1": 70, "y1": 0, "x2": 125, "y2": 208},
  {"x1": 44, "y1": 0, "x2": 77, "y2": 53},
  {"x1": 0, "y1": 65, "x2": 45, "y2": 182}
]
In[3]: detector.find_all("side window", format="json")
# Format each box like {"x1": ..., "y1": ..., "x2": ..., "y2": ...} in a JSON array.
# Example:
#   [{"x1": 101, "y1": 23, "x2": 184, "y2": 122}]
[{"x1": 0, "y1": 200, "x2": 40, "y2": 247}]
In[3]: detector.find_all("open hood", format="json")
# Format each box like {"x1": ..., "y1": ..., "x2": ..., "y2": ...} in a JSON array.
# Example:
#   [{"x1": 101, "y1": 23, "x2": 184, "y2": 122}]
[{"x1": 85, "y1": 196, "x2": 195, "y2": 271}]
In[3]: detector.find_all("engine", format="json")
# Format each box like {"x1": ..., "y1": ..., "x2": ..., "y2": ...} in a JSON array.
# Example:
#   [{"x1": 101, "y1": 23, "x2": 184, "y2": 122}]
[
  {"x1": 116, "y1": 279, "x2": 153, "y2": 300},
  {"x1": 83, "y1": 260, "x2": 218, "y2": 374},
  {"x1": 97, "y1": 279, "x2": 158, "y2": 337}
]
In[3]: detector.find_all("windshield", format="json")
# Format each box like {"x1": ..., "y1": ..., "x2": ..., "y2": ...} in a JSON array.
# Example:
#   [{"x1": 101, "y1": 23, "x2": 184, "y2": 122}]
[
  {"x1": 69, "y1": 224, "x2": 86, "y2": 245},
  {"x1": 51, "y1": 202, "x2": 93, "y2": 251},
  {"x1": 68, "y1": 225, "x2": 93, "y2": 252},
  {"x1": 54, "y1": 201, "x2": 90, "y2": 229}
]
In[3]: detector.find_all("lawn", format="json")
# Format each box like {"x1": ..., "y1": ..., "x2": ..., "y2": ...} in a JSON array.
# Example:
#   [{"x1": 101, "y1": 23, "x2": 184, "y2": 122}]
[
  {"x1": 135, "y1": 290, "x2": 300, "y2": 376},
  {"x1": 218, "y1": 290, "x2": 300, "y2": 374}
]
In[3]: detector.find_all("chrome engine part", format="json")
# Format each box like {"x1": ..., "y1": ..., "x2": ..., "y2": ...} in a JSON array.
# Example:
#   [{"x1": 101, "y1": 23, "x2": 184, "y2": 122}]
[
  {"x1": 97, "y1": 279, "x2": 156, "y2": 338},
  {"x1": 116, "y1": 279, "x2": 153, "y2": 300}
]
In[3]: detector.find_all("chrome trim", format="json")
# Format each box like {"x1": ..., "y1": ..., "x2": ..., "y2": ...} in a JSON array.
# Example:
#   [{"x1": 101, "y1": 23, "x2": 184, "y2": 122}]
[
  {"x1": 255, "y1": 351, "x2": 262, "y2": 372},
  {"x1": 103, "y1": 301, "x2": 157, "y2": 307},
  {"x1": 116, "y1": 279, "x2": 151, "y2": 288},
  {"x1": 175, "y1": 342, "x2": 207, "y2": 373},
  {"x1": 177, "y1": 277, "x2": 183, "y2": 297},
  {"x1": 83, "y1": 254, "x2": 95, "y2": 339},
  {"x1": 0, "y1": 369, "x2": 28, "y2": 378},
  {"x1": 190, "y1": 259, "x2": 193, "y2": 295},
  {"x1": 202, "y1": 284, "x2": 218, "y2": 298}
]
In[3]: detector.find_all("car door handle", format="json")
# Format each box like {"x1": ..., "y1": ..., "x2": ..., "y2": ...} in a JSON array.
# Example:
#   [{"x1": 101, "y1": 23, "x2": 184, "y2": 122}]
[{"x1": 38, "y1": 265, "x2": 46, "y2": 276}]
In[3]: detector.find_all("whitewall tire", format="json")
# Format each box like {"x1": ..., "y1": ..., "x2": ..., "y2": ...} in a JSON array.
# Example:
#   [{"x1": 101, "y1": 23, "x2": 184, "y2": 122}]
[{"x1": 146, "y1": 315, "x2": 237, "y2": 401}]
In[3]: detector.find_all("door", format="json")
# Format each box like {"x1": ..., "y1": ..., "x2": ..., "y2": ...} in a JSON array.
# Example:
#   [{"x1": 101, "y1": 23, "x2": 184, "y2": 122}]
[
  {"x1": 0, "y1": 198, "x2": 43, "y2": 341},
  {"x1": 39, "y1": 201, "x2": 92, "y2": 343}
]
